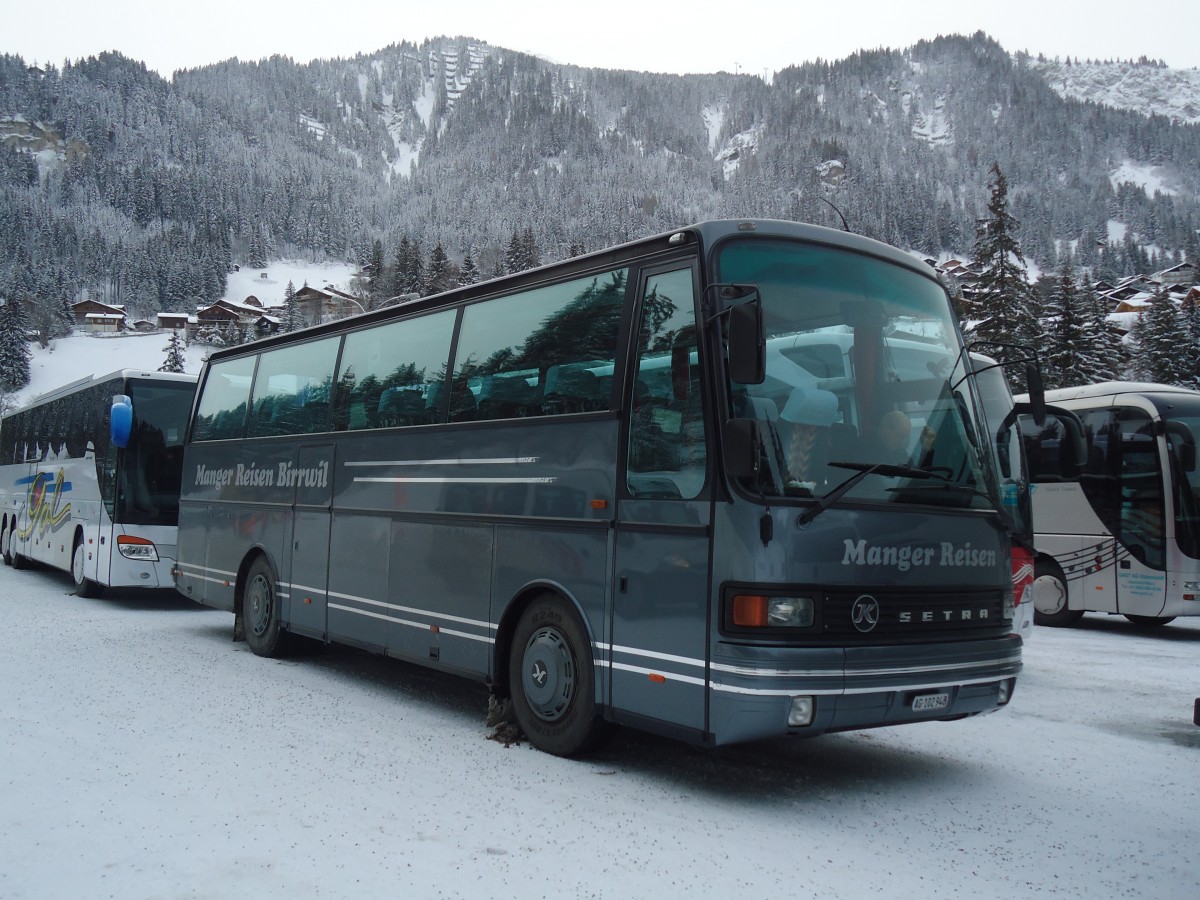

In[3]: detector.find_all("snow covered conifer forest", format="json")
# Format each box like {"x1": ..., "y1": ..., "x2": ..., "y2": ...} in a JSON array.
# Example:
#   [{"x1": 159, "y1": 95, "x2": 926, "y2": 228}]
[{"x1": 1, "y1": 31, "x2": 1199, "y2": 383}]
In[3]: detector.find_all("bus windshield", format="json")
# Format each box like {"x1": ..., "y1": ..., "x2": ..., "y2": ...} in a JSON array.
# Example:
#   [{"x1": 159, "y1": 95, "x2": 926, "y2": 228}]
[
  {"x1": 718, "y1": 238, "x2": 1001, "y2": 514},
  {"x1": 117, "y1": 380, "x2": 193, "y2": 526}
]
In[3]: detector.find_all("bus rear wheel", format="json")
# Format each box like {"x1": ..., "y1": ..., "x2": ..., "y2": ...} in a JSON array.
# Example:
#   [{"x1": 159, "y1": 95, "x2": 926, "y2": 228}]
[
  {"x1": 72, "y1": 537, "x2": 103, "y2": 598},
  {"x1": 8, "y1": 527, "x2": 28, "y2": 570},
  {"x1": 242, "y1": 556, "x2": 297, "y2": 658},
  {"x1": 1031, "y1": 561, "x2": 1082, "y2": 627},
  {"x1": 1, "y1": 523, "x2": 10, "y2": 566},
  {"x1": 508, "y1": 596, "x2": 604, "y2": 757}
]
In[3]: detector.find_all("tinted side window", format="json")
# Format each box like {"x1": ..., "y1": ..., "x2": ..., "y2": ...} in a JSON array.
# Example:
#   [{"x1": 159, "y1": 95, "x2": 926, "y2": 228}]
[
  {"x1": 192, "y1": 357, "x2": 256, "y2": 441},
  {"x1": 247, "y1": 337, "x2": 341, "y2": 437},
  {"x1": 627, "y1": 268, "x2": 706, "y2": 500},
  {"x1": 451, "y1": 269, "x2": 628, "y2": 422},
  {"x1": 335, "y1": 310, "x2": 455, "y2": 431}
]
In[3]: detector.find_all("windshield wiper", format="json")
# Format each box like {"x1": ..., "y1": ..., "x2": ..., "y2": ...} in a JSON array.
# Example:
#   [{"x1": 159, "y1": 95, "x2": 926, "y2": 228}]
[{"x1": 797, "y1": 461, "x2": 948, "y2": 525}]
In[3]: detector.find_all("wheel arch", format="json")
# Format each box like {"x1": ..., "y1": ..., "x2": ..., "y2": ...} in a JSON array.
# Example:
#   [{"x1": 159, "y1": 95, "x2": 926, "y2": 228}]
[
  {"x1": 492, "y1": 580, "x2": 596, "y2": 700},
  {"x1": 233, "y1": 545, "x2": 277, "y2": 611}
]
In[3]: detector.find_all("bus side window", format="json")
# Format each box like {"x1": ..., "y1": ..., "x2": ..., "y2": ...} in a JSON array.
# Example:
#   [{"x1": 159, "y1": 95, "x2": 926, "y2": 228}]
[
  {"x1": 338, "y1": 310, "x2": 457, "y2": 432},
  {"x1": 451, "y1": 268, "x2": 627, "y2": 423},
  {"x1": 193, "y1": 357, "x2": 256, "y2": 442},
  {"x1": 626, "y1": 268, "x2": 706, "y2": 500}
]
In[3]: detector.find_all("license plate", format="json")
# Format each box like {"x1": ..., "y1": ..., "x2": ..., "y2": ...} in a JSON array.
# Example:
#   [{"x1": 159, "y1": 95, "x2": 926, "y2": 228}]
[{"x1": 912, "y1": 692, "x2": 950, "y2": 712}]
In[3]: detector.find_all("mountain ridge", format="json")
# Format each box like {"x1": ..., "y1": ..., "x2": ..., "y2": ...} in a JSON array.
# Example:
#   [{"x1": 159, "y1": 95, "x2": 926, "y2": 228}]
[{"x1": 1, "y1": 32, "x2": 1198, "y2": 321}]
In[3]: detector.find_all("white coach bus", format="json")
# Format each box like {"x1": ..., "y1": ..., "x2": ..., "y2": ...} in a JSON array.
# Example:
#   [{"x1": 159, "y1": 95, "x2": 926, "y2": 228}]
[
  {"x1": 1, "y1": 370, "x2": 196, "y2": 596},
  {"x1": 1019, "y1": 382, "x2": 1200, "y2": 627}
]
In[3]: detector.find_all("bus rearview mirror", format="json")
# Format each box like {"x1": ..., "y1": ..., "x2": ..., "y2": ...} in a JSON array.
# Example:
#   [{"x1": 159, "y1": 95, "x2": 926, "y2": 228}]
[
  {"x1": 727, "y1": 301, "x2": 765, "y2": 384},
  {"x1": 111, "y1": 395, "x2": 133, "y2": 448}
]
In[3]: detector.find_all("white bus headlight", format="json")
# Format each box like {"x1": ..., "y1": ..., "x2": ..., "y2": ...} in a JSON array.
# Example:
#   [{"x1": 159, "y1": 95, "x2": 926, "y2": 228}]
[
  {"x1": 731, "y1": 594, "x2": 815, "y2": 628},
  {"x1": 117, "y1": 535, "x2": 159, "y2": 561}
]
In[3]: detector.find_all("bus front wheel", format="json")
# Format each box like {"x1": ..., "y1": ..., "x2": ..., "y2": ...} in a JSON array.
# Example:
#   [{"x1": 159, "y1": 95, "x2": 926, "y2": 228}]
[
  {"x1": 1031, "y1": 561, "x2": 1082, "y2": 627},
  {"x1": 242, "y1": 556, "x2": 297, "y2": 658},
  {"x1": 72, "y1": 536, "x2": 103, "y2": 598},
  {"x1": 508, "y1": 596, "x2": 604, "y2": 757}
]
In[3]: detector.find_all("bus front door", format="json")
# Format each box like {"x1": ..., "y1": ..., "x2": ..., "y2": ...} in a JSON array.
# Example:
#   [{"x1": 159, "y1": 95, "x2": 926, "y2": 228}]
[
  {"x1": 610, "y1": 263, "x2": 711, "y2": 739},
  {"x1": 612, "y1": 502, "x2": 711, "y2": 738}
]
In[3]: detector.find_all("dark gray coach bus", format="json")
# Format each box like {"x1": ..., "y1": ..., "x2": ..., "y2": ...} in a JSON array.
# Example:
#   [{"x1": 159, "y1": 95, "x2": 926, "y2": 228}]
[{"x1": 175, "y1": 220, "x2": 1027, "y2": 755}]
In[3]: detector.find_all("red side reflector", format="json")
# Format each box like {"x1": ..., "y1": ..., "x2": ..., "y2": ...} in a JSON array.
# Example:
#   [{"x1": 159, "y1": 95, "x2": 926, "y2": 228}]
[
  {"x1": 591, "y1": 499, "x2": 608, "y2": 510},
  {"x1": 648, "y1": 673, "x2": 666, "y2": 684}
]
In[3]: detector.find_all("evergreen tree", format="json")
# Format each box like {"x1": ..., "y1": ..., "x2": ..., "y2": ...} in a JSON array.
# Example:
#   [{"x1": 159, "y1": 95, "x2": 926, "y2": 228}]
[
  {"x1": 1180, "y1": 293, "x2": 1200, "y2": 388},
  {"x1": 1130, "y1": 289, "x2": 1189, "y2": 385},
  {"x1": 424, "y1": 243, "x2": 453, "y2": 296},
  {"x1": 282, "y1": 280, "x2": 302, "y2": 332},
  {"x1": 965, "y1": 163, "x2": 1043, "y2": 389},
  {"x1": 0, "y1": 296, "x2": 32, "y2": 391},
  {"x1": 1080, "y1": 282, "x2": 1126, "y2": 383},
  {"x1": 1042, "y1": 256, "x2": 1089, "y2": 389},
  {"x1": 159, "y1": 330, "x2": 187, "y2": 373},
  {"x1": 504, "y1": 229, "x2": 524, "y2": 274},
  {"x1": 458, "y1": 252, "x2": 480, "y2": 286}
]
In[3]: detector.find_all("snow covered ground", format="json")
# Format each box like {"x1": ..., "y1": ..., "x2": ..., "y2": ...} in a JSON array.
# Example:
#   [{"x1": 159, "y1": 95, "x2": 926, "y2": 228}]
[{"x1": 1, "y1": 562, "x2": 1197, "y2": 899}]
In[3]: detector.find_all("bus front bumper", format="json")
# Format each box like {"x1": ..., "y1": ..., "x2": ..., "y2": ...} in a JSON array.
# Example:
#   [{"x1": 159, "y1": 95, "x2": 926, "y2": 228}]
[{"x1": 707, "y1": 634, "x2": 1022, "y2": 746}]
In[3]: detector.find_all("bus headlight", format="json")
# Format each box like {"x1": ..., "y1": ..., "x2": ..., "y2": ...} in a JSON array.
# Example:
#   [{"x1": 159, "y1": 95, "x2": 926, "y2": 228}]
[
  {"x1": 731, "y1": 594, "x2": 815, "y2": 628},
  {"x1": 116, "y1": 535, "x2": 159, "y2": 561}
]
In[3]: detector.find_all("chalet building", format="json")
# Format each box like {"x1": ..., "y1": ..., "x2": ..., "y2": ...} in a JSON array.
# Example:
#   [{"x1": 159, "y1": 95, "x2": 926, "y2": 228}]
[
  {"x1": 84, "y1": 313, "x2": 124, "y2": 333},
  {"x1": 195, "y1": 303, "x2": 243, "y2": 331},
  {"x1": 251, "y1": 314, "x2": 282, "y2": 336},
  {"x1": 293, "y1": 284, "x2": 367, "y2": 323},
  {"x1": 157, "y1": 312, "x2": 190, "y2": 329},
  {"x1": 1155, "y1": 261, "x2": 1199, "y2": 288},
  {"x1": 71, "y1": 299, "x2": 126, "y2": 329}
]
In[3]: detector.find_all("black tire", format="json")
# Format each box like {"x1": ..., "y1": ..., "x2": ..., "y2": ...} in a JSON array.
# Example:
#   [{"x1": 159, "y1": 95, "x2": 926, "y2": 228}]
[
  {"x1": 1124, "y1": 614, "x2": 1176, "y2": 627},
  {"x1": 508, "y1": 596, "x2": 604, "y2": 757},
  {"x1": 242, "y1": 556, "x2": 297, "y2": 657},
  {"x1": 71, "y1": 536, "x2": 104, "y2": 598},
  {"x1": 1031, "y1": 560, "x2": 1082, "y2": 627},
  {"x1": 9, "y1": 525, "x2": 28, "y2": 569},
  {"x1": 1, "y1": 523, "x2": 11, "y2": 567}
]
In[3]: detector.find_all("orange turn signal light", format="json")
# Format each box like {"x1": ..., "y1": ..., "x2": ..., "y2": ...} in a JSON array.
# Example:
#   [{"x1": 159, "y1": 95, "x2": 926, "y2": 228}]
[{"x1": 732, "y1": 594, "x2": 770, "y2": 627}]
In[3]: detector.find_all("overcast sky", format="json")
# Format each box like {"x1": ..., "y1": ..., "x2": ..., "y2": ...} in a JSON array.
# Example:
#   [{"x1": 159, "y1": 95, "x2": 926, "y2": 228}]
[{"x1": 6, "y1": 0, "x2": 1198, "y2": 78}]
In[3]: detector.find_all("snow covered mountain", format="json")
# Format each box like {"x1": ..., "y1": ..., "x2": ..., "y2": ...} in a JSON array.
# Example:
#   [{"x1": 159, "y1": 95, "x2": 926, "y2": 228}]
[
  {"x1": 2, "y1": 32, "x2": 1199, "y2": 324},
  {"x1": 1031, "y1": 57, "x2": 1200, "y2": 125}
]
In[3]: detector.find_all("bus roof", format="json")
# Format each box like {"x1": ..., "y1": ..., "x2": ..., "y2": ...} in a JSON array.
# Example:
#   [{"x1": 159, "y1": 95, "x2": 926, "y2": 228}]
[
  {"x1": 199, "y1": 219, "x2": 943, "y2": 365},
  {"x1": 1033, "y1": 381, "x2": 1200, "y2": 404},
  {"x1": 4, "y1": 369, "x2": 197, "y2": 417}
]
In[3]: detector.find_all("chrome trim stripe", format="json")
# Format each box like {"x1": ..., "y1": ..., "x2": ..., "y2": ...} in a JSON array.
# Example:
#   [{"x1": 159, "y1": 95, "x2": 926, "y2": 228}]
[
  {"x1": 712, "y1": 673, "x2": 1013, "y2": 697},
  {"x1": 353, "y1": 476, "x2": 557, "y2": 485},
  {"x1": 176, "y1": 561, "x2": 238, "y2": 579},
  {"x1": 328, "y1": 603, "x2": 494, "y2": 644},
  {"x1": 323, "y1": 589, "x2": 496, "y2": 631},
  {"x1": 346, "y1": 457, "x2": 539, "y2": 467},
  {"x1": 711, "y1": 656, "x2": 1019, "y2": 679}
]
